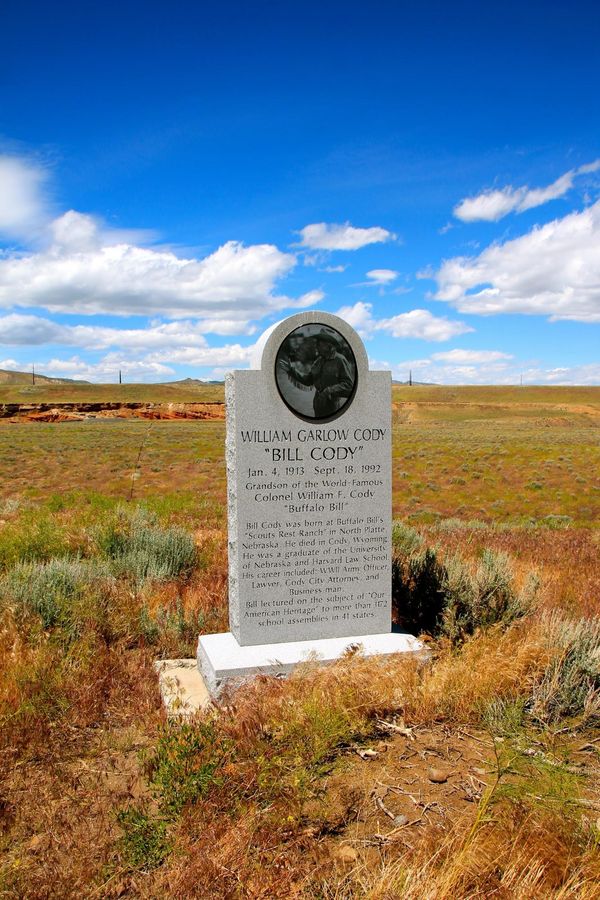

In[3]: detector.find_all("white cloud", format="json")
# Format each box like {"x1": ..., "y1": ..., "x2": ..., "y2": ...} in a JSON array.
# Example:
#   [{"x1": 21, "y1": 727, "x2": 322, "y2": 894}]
[
  {"x1": 297, "y1": 289, "x2": 325, "y2": 307},
  {"x1": 49, "y1": 209, "x2": 156, "y2": 250},
  {"x1": 0, "y1": 313, "x2": 264, "y2": 351},
  {"x1": 297, "y1": 222, "x2": 395, "y2": 251},
  {"x1": 41, "y1": 354, "x2": 175, "y2": 382},
  {"x1": 455, "y1": 189, "x2": 525, "y2": 223},
  {"x1": 366, "y1": 268, "x2": 398, "y2": 285},
  {"x1": 30, "y1": 339, "x2": 257, "y2": 383},
  {"x1": 431, "y1": 349, "x2": 513, "y2": 364},
  {"x1": 578, "y1": 160, "x2": 600, "y2": 176},
  {"x1": 369, "y1": 354, "x2": 513, "y2": 384},
  {"x1": 0, "y1": 314, "x2": 66, "y2": 345},
  {"x1": 454, "y1": 159, "x2": 600, "y2": 223},
  {"x1": 322, "y1": 264, "x2": 347, "y2": 273},
  {"x1": 0, "y1": 155, "x2": 50, "y2": 241},
  {"x1": 435, "y1": 199, "x2": 600, "y2": 322},
  {"x1": 519, "y1": 362, "x2": 600, "y2": 385},
  {"x1": 377, "y1": 309, "x2": 473, "y2": 342},
  {"x1": 0, "y1": 211, "x2": 302, "y2": 326},
  {"x1": 335, "y1": 301, "x2": 376, "y2": 338},
  {"x1": 50, "y1": 209, "x2": 99, "y2": 251},
  {"x1": 373, "y1": 356, "x2": 600, "y2": 386},
  {"x1": 335, "y1": 302, "x2": 473, "y2": 342},
  {"x1": 0, "y1": 357, "x2": 19, "y2": 369},
  {"x1": 143, "y1": 343, "x2": 253, "y2": 367}
]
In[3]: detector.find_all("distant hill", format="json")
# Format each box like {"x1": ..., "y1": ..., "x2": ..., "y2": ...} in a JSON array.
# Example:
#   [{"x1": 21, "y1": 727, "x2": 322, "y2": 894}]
[
  {"x1": 0, "y1": 368, "x2": 90, "y2": 385},
  {"x1": 171, "y1": 377, "x2": 225, "y2": 385}
]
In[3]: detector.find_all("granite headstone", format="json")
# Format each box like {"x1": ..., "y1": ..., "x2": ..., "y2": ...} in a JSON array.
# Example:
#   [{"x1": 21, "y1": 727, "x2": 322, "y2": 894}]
[
  {"x1": 197, "y1": 311, "x2": 420, "y2": 695},
  {"x1": 228, "y1": 312, "x2": 391, "y2": 644}
]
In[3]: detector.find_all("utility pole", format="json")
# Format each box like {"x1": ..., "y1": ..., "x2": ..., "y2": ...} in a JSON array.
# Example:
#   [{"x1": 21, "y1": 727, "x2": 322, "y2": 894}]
[
  {"x1": 119, "y1": 369, "x2": 122, "y2": 384},
  {"x1": 32, "y1": 365, "x2": 35, "y2": 386},
  {"x1": 409, "y1": 370, "x2": 412, "y2": 386}
]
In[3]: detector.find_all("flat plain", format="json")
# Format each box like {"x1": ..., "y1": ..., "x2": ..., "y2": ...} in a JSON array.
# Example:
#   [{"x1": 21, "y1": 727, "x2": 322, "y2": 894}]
[
  {"x1": 0, "y1": 384, "x2": 599, "y2": 898},
  {"x1": 1, "y1": 385, "x2": 598, "y2": 526}
]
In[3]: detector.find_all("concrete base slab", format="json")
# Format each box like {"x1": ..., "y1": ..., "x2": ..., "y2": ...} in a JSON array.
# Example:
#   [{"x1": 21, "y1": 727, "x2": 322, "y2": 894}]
[
  {"x1": 154, "y1": 659, "x2": 211, "y2": 717},
  {"x1": 197, "y1": 631, "x2": 423, "y2": 698}
]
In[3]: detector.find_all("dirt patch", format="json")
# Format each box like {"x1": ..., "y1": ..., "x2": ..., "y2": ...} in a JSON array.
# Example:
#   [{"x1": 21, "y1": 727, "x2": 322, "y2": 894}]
[
  {"x1": 304, "y1": 722, "x2": 492, "y2": 864},
  {"x1": 300, "y1": 721, "x2": 600, "y2": 892},
  {"x1": 0, "y1": 401, "x2": 225, "y2": 422}
]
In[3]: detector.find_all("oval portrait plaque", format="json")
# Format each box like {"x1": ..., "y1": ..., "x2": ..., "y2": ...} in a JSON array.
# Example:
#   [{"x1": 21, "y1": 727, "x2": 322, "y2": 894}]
[{"x1": 275, "y1": 323, "x2": 358, "y2": 420}]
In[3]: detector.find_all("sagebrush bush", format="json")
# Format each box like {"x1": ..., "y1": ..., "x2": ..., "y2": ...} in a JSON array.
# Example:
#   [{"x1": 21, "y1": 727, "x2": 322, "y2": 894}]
[
  {"x1": 392, "y1": 524, "x2": 538, "y2": 641},
  {"x1": 542, "y1": 514, "x2": 573, "y2": 529},
  {"x1": 0, "y1": 557, "x2": 114, "y2": 630},
  {"x1": 391, "y1": 520, "x2": 424, "y2": 556},
  {"x1": 393, "y1": 547, "x2": 446, "y2": 635},
  {"x1": 439, "y1": 552, "x2": 477, "y2": 642},
  {"x1": 95, "y1": 506, "x2": 198, "y2": 585},
  {"x1": 529, "y1": 612, "x2": 600, "y2": 723},
  {"x1": 436, "y1": 517, "x2": 488, "y2": 531}
]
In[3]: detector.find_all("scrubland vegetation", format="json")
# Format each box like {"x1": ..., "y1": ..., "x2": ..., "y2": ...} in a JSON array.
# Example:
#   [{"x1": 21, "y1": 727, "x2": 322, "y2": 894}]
[{"x1": 0, "y1": 386, "x2": 599, "y2": 897}]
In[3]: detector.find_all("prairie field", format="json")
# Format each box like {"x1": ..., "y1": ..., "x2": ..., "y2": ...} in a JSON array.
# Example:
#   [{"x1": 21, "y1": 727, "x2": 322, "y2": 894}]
[{"x1": 0, "y1": 384, "x2": 599, "y2": 898}]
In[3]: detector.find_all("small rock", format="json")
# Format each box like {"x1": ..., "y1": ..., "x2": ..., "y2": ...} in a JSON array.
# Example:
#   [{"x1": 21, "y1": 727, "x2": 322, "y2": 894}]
[
  {"x1": 393, "y1": 814, "x2": 409, "y2": 827},
  {"x1": 427, "y1": 767, "x2": 448, "y2": 783},
  {"x1": 356, "y1": 748, "x2": 378, "y2": 760},
  {"x1": 334, "y1": 845, "x2": 358, "y2": 865},
  {"x1": 28, "y1": 834, "x2": 50, "y2": 853}
]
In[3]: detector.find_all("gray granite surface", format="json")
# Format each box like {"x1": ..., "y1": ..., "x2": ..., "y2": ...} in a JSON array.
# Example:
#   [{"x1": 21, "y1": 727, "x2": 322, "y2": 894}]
[{"x1": 226, "y1": 312, "x2": 392, "y2": 646}]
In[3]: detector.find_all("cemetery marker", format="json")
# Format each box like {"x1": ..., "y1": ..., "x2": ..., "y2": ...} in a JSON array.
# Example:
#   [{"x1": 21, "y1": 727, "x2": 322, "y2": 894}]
[{"x1": 197, "y1": 312, "x2": 421, "y2": 696}]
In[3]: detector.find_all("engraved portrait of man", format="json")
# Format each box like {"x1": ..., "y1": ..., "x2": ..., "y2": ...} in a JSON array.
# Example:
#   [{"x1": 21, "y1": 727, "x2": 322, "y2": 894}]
[{"x1": 276, "y1": 325, "x2": 356, "y2": 419}]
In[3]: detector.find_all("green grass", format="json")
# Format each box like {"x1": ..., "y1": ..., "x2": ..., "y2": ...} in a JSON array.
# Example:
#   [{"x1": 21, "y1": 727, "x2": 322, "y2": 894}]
[
  {"x1": 116, "y1": 808, "x2": 172, "y2": 872},
  {"x1": 1, "y1": 387, "x2": 598, "y2": 525},
  {"x1": 392, "y1": 419, "x2": 599, "y2": 526},
  {"x1": 392, "y1": 383, "x2": 600, "y2": 409},
  {"x1": 0, "y1": 380, "x2": 225, "y2": 404},
  {"x1": 0, "y1": 420, "x2": 227, "y2": 512}
]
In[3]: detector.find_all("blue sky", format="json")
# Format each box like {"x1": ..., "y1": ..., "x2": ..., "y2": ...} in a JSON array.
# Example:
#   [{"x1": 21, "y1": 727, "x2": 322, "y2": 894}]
[{"x1": 1, "y1": 0, "x2": 599, "y2": 384}]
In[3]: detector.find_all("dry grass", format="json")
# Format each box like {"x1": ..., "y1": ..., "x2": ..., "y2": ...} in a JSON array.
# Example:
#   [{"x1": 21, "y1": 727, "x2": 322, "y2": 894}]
[
  {"x1": 104, "y1": 624, "x2": 598, "y2": 898},
  {"x1": 1, "y1": 609, "x2": 599, "y2": 897},
  {"x1": 0, "y1": 385, "x2": 599, "y2": 897},
  {"x1": 353, "y1": 803, "x2": 600, "y2": 899}
]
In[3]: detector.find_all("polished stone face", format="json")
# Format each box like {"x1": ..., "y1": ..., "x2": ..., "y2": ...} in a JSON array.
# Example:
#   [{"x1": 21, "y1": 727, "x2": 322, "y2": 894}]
[{"x1": 226, "y1": 312, "x2": 392, "y2": 647}]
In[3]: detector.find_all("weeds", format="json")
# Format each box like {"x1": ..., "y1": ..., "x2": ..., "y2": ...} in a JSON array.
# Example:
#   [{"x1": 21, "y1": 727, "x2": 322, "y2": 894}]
[
  {"x1": 145, "y1": 721, "x2": 228, "y2": 817},
  {"x1": 0, "y1": 512, "x2": 76, "y2": 571},
  {"x1": 0, "y1": 386, "x2": 598, "y2": 896},
  {"x1": 0, "y1": 505, "x2": 205, "y2": 759},
  {"x1": 116, "y1": 808, "x2": 171, "y2": 871}
]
